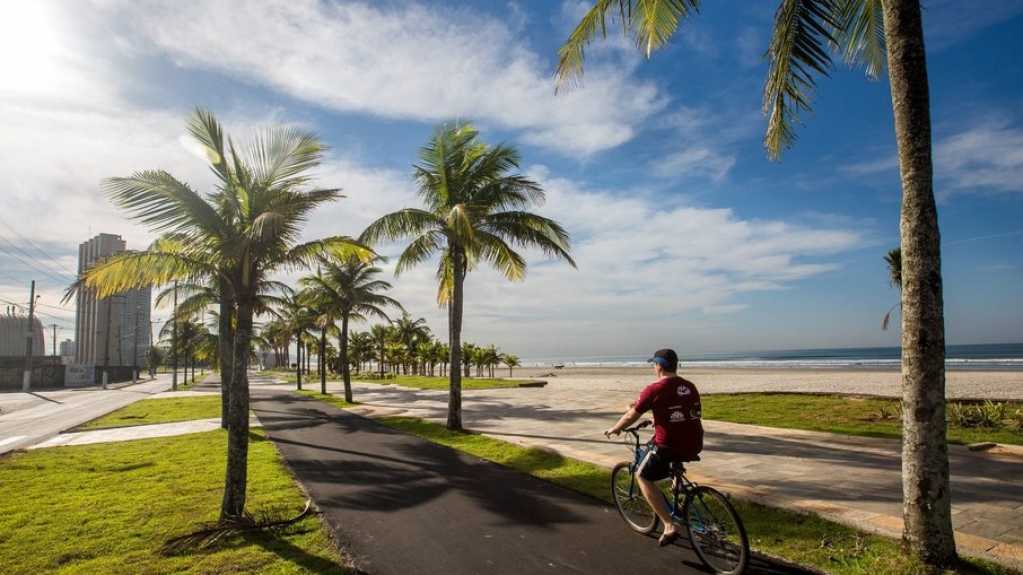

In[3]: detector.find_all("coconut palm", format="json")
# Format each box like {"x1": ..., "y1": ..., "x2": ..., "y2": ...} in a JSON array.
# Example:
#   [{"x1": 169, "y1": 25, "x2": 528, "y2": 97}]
[
  {"x1": 361, "y1": 121, "x2": 576, "y2": 430},
  {"x1": 882, "y1": 247, "x2": 902, "y2": 330},
  {"x1": 348, "y1": 330, "x2": 375, "y2": 374},
  {"x1": 369, "y1": 323, "x2": 393, "y2": 377},
  {"x1": 556, "y1": 1, "x2": 952, "y2": 565},
  {"x1": 275, "y1": 291, "x2": 316, "y2": 390},
  {"x1": 391, "y1": 313, "x2": 431, "y2": 374},
  {"x1": 503, "y1": 353, "x2": 521, "y2": 377},
  {"x1": 72, "y1": 108, "x2": 371, "y2": 521},
  {"x1": 299, "y1": 256, "x2": 401, "y2": 401},
  {"x1": 296, "y1": 285, "x2": 338, "y2": 394}
]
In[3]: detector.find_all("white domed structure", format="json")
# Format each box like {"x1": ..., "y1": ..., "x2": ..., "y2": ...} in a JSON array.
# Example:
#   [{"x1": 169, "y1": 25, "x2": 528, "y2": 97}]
[{"x1": 0, "y1": 315, "x2": 45, "y2": 357}]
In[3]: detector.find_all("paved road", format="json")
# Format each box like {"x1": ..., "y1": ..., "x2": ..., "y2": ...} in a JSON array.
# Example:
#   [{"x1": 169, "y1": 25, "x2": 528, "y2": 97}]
[
  {"x1": 252, "y1": 388, "x2": 812, "y2": 575},
  {"x1": 0, "y1": 376, "x2": 172, "y2": 455}
]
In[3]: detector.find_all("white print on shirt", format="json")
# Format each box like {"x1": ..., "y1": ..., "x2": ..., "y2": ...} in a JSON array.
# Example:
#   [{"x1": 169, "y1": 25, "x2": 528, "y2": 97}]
[
  {"x1": 670, "y1": 409, "x2": 685, "y2": 422},
  {"x1": 676, "y1": 385, "x2": 691, "y2": 396}
]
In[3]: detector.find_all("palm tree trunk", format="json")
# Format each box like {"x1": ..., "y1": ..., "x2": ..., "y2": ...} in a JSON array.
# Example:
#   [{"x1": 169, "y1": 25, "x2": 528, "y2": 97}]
[
  {"x1": 447, "y1": 249, "x2": 465, "y2": 430},
  {"x1": 341, "y1": 315, "x2": 353, "y2": 402},
  {"x1": 319, "y1": 329, "x2": 327, "y2": 394},
  {"x1": 221, "y1": 298, "x2": 252, "y2": 520},
  {"x1": 295, "y1": 331, "x2": 302, "y2": 390},
  {"x1": 217, "y1": 287, "x2": 233, "y2": 429},
  {"x1": 883, "y1": 0, "x2": 955, "y2": 567}
]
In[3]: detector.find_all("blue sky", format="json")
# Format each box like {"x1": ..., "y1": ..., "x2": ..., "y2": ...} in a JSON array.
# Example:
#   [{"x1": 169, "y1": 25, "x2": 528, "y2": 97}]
[{"x1": 1, "y1": 0, "x2": 1020, "y2": 359}]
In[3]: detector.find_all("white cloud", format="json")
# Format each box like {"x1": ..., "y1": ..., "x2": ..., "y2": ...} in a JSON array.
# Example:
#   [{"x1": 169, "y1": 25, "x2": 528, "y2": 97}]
[
  {"x1": 93, "y1": 0, "x2": 665, "y2": 158},
  {"x1": 933, "y1": 119, "x2": 1023, "y2": 194},
  {"x1": 841, "y1": 116, "x2": 1023, "y2": 196},
  {"x1": 404, "y1": 171, "x2": 867, "y2": 356}
]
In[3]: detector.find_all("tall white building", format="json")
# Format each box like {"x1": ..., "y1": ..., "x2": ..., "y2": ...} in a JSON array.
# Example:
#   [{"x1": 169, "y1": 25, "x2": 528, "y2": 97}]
[{"x1": 74, "y1": 233, "x2": 152, "y2": 368}]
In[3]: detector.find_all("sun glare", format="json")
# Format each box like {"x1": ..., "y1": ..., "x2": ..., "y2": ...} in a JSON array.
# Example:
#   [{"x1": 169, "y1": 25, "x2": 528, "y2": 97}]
[{"x1": 0, "y1": 2, "x2": 68, "y2": 96}]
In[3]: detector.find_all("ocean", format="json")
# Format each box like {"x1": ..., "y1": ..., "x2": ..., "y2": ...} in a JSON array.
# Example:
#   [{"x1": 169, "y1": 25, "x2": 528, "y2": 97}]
[{"x1": 521, "y1": 343, "x2": 1023, "y2": 371}]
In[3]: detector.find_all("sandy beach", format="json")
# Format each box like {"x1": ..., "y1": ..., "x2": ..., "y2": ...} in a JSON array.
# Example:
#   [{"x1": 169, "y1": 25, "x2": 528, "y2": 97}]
[{"x1": 512, "y1": 365, "x2": 1023, "y2": 401}]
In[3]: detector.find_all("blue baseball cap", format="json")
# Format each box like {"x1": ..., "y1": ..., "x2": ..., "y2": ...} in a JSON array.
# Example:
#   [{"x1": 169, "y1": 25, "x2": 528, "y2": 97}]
[{"x1": 647, "y1": 348, "x2": 678, "y2": 371}]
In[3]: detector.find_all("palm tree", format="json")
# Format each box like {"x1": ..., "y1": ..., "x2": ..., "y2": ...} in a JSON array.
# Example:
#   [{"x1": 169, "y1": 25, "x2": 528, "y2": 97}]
[
  {"x1": 503, "y1": 353, "x2": 521, "y2": 378},
  {"x1": 370, "y1": 323, "x2": 392, "y2": 377},
  {"x1": 347, "y1": 330, "x2": 372, "y2": 373},
  {"x1": 276, "y1": 291, "x2": 316, "y2": 390},
  {"x1": 361, "y1": 121, "x2": 576, "y2": 430},
  {"x1": 391, "y1": 313, "x2": 431, "y2": 374},
  {"x1": 556, "y1": 1, "x2": 952, "y2": 566},
  {"x1": 461, "y1": 342, "x2": 478, "y2": 379},
  {"x1": 882, "y1": 247, "x2": 902, "y2": 330},
  {"x1": 72, "y1": 108, "x2": 371, "y2": 521},
  {"x1": 299, "y1": 256, "x2": 401, "y2": 401}
]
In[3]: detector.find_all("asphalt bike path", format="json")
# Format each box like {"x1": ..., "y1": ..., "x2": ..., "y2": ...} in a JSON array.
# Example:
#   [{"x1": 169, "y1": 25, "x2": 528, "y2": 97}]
[{"x1": 251, "y1": 388, "x2": 813, "y2": 575}]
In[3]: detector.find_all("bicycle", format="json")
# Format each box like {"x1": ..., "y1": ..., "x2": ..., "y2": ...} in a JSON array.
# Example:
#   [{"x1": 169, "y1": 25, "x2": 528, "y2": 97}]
[{"x1": 610, "y1": 420, "x2": 750, "y2": 575}]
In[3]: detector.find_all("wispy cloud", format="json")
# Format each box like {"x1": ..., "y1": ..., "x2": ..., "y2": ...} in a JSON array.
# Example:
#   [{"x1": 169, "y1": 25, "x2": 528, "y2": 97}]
[
  {"x1": 95, "y1": 0, "x2": 665, "y2": 158},
  {"x1": 933, "y1": 119, "x2": 1023, "y2": 194}
]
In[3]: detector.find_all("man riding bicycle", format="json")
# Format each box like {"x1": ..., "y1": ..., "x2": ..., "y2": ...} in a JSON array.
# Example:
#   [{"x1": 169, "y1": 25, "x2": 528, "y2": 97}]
[{"x1": 605, "y1": 348, "x2": 704, "y2": 546}]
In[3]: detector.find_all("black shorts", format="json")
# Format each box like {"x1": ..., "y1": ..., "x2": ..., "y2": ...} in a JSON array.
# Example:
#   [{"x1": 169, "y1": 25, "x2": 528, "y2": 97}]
[{"x1": 637, "y1": 444, "x2": 692, "y2": 481}]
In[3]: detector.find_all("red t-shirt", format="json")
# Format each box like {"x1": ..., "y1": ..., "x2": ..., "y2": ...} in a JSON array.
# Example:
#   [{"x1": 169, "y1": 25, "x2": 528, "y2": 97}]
[{"x1": 633, "y1": 375, "x2": 703, "y2": 456}]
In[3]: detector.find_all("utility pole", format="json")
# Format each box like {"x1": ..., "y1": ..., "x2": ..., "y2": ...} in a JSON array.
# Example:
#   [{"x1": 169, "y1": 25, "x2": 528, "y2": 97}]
[
  {"x1": 49, "y1": 324, "x2": 60, "y2": 358},
  {"x1": 22, "y1": 281, "x2": 38, "y2": 392}
]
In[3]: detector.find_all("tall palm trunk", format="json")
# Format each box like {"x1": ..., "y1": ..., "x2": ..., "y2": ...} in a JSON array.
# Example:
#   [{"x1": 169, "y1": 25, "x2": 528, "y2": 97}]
[
  {"x1": 221, "y1": 297, "x2": 252, "y2": 519},
  {"x1": 447, "y1": 248, "x2": 465, "y2": 430},
  {"x1": 340, "y1": 315, "x2": 353, "y2": 402},
  {"x1": 883, "y1": 0, "x2": 955, "y2": 567},
  {"x1": 217, "y1": 283, "x2": 233, "y2": 429},
  {"x1": 319, "y1": 328, "x2": 327, "y2": 394},
  {"x1": 295, "y1": 330, "x2": 303, "y2": 391}
]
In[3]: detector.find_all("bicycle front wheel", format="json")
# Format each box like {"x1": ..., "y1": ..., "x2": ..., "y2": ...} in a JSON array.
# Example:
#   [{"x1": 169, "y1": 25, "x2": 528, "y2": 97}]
[
  {"x1": 683, "y1": 485, "x2": 750, "y2": 575},
  {"x1": 611, "y1": 461, "x2": 658, "y2": 534}
]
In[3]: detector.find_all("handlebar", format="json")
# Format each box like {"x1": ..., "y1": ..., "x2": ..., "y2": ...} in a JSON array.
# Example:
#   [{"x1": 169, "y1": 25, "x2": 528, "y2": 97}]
[
  {"x1": 605, "y1": 419, "x2": 652, "y2": 440},
  {"x1": 624, "y1": 420, "x2": 652, "y2": 433}
]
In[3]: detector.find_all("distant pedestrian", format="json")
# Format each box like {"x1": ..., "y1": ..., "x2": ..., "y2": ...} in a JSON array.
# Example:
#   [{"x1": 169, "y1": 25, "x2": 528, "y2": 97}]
[{"x1": 604, "y1": 348, "x2": 704, "y2": 546}]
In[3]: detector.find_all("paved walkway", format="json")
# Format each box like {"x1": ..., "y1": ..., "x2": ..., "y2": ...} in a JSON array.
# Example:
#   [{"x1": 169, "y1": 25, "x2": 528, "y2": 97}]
[
  {"x1": 251, "y1": 388, "x2": 808, "y2": 575},
  {"x1": 335, "y1": 379, "x2": 1023, "y2": 572},
  {"x1": 10, "y1": 374, "x2": 1023, "y2": 572}
]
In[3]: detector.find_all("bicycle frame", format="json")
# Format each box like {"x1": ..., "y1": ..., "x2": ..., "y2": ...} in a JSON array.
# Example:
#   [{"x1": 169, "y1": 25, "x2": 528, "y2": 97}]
[{"x1": 623, "y1": 425, "x2": 691, "y2": 523}]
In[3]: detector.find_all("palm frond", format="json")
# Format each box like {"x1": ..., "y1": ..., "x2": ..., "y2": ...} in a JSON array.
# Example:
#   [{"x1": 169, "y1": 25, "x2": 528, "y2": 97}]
[
  {"x1": 831, "y1": 0, "x2": 885, "y2": 79},
  {"x1": 70, "y1": 250, "x2": 212, "y2": 301},
  {"x1": 101, "y1": 171, "x2": 222, "y2": 236},
  {"x1": 186, "y1": 107, "x2": 232, "y2": 187},
  {"x1": 360, "y1": 208, "x2": 440, "y2": 247},
  {"x1": 555, "y1": 0, "x2": 700, "y2": 92},
  {"x1": 763, "y1": 0, "x2": 840, "y2": 159},
  {"x1": 395, "y1": 231, "x2": 445, "y2": 276},
  {"x1": 555, "y1": 0, "x2": 622, "y2": 91}
]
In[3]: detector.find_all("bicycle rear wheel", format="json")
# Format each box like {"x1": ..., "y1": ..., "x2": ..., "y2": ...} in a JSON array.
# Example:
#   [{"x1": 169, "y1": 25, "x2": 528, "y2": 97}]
[
  {"x1": 683, "y1": 485, "x2": 750, "y2": 575},
  {"x1": 611, "y1": 461, "x2": 658, "y2": 534}
]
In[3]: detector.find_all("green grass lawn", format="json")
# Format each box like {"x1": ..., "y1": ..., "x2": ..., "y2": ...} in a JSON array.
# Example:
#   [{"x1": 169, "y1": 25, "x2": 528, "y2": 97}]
[
  {"x1": 73, "y1": 395, "x2": 223, "y2": 429},
  {"x1": 0, "y1": 429, "x2": 348, "y2": 575},
  {"x1": 702, "y1": 393, "x2": 1023, "y2": 446}
]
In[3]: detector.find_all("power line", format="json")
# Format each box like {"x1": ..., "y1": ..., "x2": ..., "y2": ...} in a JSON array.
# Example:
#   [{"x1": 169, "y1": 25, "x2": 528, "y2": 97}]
[
  {"x1": 0, "y1": 240, "x2": 73, "y2": 286},
  {"x1": 0, "y1": 218, "x2": 78, "y2": 276}
]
